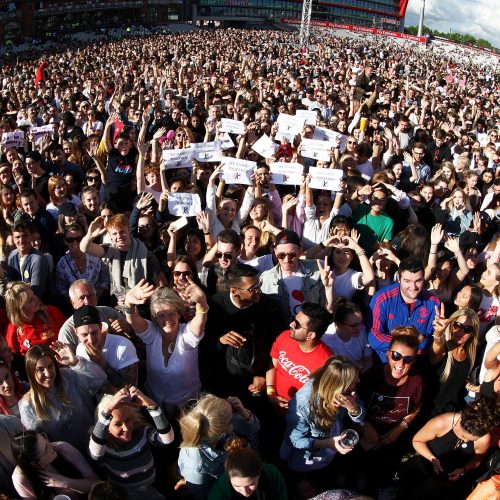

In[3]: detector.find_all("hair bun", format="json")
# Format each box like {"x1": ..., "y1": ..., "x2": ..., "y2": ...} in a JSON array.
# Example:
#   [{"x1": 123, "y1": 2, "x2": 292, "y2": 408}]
[{"x1": 223, "y1": 436, "x2": 249, "y2": 453}]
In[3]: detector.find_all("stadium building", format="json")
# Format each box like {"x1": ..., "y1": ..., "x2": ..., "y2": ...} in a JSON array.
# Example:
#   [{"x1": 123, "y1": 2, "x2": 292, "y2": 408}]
[{"x1": 0, "y1": 0, "x2": 409, "y2": 43}]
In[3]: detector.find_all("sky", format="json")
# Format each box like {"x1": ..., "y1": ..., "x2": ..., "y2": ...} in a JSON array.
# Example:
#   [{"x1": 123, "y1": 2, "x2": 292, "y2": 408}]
[{"x1": 404, "y1": 0, "x2": 500, "y2": 48}]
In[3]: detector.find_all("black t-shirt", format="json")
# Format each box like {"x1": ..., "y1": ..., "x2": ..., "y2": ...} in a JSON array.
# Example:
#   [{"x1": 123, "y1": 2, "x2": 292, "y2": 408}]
[{"x1": 106, "y1": 147, "x2": 137, "y2": 188}]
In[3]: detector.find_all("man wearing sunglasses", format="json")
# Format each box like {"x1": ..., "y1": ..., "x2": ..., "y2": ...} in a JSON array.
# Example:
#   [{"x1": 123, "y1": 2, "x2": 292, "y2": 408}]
[
  {"x1": 260, "y1": 230, "x2": 334, "y2": 321},
  {"x1": 368, "y1": 257, "x2": 441, "y2": 363},
  {"x1": 203, "y1": 229, "x2": 246, "y2": 296},
  {"x1": 201, "y1": 265, "x2": 287, "y2": 403}
]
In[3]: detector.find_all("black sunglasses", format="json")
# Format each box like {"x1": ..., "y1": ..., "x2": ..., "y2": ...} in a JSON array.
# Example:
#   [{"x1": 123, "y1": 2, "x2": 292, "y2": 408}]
[
  {"x1": 453, "y1": 321, "x2": 474, "y2": 334},
  {"x1": 173, "y1": 270, "x2": 192, "y2": 278},
  {"x1": 389, "y1": 351, "x2": 416, "y2": 364},
  {"x1": 215, "y1": 251, "x2": 233, "y2": 260},
  {"x1": 276, "y1": 252, "x2": 297, "y2": 260},
  {"x1": 65, "y1": 236, "x2": 82, "y2": 244},
  {"x1": 86, "y1": 176, "x2": 100, "y2": 182}
]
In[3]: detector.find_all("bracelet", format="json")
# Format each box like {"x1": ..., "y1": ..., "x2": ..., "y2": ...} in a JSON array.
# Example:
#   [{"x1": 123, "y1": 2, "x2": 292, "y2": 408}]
[
  {"x1": 319, "y1": 241, "x2": 326, "y2": 249},
  {"x1": 355, "y1": 189, "x2": 360, "y2": 198},
  {"x1": 429, "y1": 252, "x2": 437, "y2": 255},
  {"x1": 348, "y1": 406, "x2": 361, "y2": 417},
  {"x1": 266, "y1": 386, "x2": 276, "y2": 396},
  {"x1": 204, "y1": 232, "x2": 210, "y2": 235},
  {"x1": 356, "y1": 251, "x2": 366, "y2": 257},
  {"x1": 195, "y1": 303, "x2": 209, "y2": 314},
  {"x1": 146, "y1": 404, "x2": 159, "y2": 411},
  {"x1": 400, "y1": 419, "x2": 409, "y2": 430},
  {"x1": 124, "y1": 304, "x2": 137, "y2": 314}
]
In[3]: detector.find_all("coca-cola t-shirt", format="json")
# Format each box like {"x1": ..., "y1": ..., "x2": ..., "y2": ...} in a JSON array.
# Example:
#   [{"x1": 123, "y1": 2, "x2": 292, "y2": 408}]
[{"x1": 271, "y1": 330, "x2": 333, "y2": 400}]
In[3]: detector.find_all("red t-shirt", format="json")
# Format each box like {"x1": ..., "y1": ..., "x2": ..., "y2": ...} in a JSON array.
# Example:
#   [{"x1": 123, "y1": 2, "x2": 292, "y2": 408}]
[
  {"x1": 5, "y1": 306, "x2": 66, "y2": 355},
  {"x1": 270, "y1": 330, "x2": 333, "y2": 401}
]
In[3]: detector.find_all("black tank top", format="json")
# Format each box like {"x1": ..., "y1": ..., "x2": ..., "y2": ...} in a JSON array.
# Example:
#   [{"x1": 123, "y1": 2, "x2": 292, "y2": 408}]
[{"x1": 428, "y1": 413, "x2": 474, "y2": 472}]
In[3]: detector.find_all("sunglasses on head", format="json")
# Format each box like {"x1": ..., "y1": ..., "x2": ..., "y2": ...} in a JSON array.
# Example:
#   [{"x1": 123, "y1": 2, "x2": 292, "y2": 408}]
[
  {"x1": 65, "y1": 236, "x2": 82, "y2": 244},
  {"x1": 173, "y1": 270, "x2": 192, "y2": 278},
  {"x1": 215, "y1": 251, "x2": 233, "y2": 260},
  {"x1": 276, "y1": 252, "x2": 297, "y2": 260},
  {"x1": 390, "y1": 351, "x2": 416, "y2": 364},
  {"x1": 453, "y1": 321, "x2": 474, "y2": 334},
  {"x1": 233, "y1": 279, "x2": 262, "y2": 293}
]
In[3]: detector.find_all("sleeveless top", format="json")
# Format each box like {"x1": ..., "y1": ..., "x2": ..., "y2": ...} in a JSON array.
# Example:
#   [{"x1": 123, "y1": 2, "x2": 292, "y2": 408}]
[{"x1": 428, "y1": 413, "x2": 475, "y2": 472}]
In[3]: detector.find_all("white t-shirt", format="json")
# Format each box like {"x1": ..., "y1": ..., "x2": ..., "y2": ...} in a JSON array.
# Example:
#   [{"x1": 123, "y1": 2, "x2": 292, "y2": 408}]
[
  {"x1": 283, "y1": 272, "x2": 305, "y2": 319},
  {"x1": 238, "y1": 254, "x2": 275, "y2": 275},
  {"x1": 138, "y1": 321, "x2": 203, "y2": 408},
  {"x1": 479, "y1": 326, "x2": 500, "y2": 384},
  {"x1": 322, "y1": 322, "x2": 372, "y2": 369},
  {"x1": 334, "y1": 268, "x2": 363, "y2": 301},
  {"x1": 76, "y1": 333, "x2": 138, "y2": 372}
]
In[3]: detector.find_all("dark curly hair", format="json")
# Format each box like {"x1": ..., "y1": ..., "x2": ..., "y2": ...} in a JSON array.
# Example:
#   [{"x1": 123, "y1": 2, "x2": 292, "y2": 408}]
[{"x1": 461, "y1": 397, "x2": 499, "y2": 437}]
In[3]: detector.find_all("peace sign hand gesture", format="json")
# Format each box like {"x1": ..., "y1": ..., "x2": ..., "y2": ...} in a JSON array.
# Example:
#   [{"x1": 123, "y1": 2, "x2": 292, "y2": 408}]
[
  {"x1": 432, "y1": 303, "x2": 447, "y2": 338},
  {"x1": 317, "y1": 257, "x2": 334, "y2": 290}
]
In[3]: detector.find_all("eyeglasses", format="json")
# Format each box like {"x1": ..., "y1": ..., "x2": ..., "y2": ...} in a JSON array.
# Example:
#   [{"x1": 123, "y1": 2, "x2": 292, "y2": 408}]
[
  {"x1": 65, "y1": 236, "x2": 83, "y2": 243},
  {"x1": 233, "y1": 280, "x2": 262, "y2": 293},
  {"x1": 173, "y1": 270, "x2": 192, "y2": 278},
  {"x1": 86, "y1": 176, "x2": 100, "y2": 183},
  {"x1": 389, "y1": 351, "x2": 416, "y2": 364},
  {"x1": 453, "y1": 321, "x2": 474, "y2": 334},
  {"x1": 276, "y1": 252, "x2": 297, "y2": 261},
  {"x1": 215, "y1": 251, "x2": 233, "y2": 260}
]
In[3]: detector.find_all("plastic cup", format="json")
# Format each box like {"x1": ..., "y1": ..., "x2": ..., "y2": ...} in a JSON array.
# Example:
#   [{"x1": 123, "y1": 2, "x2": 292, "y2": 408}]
[{"x1": 339, "y1": 429, "x2": 359, "y2": 448}]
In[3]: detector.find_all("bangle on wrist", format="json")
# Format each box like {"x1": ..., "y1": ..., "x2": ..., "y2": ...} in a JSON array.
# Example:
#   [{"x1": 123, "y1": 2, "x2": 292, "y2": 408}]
[
  {"x1": 203, "y1": 232, "x2": 210, "y2": 235},
  {"x1": 146, "y1": 404, "x2": 159, "y2": 411},
  {"x1": 356, "y1": 251, "x2": 366, "y2": 257},
  {"x1": 195, "y1": 303, "x2": 209, "y2": 314},
  {"x1": 319, "y1": 241, "x2": 326, "y2": 249},
  {"x1": 266, "y1": 386, "x2": 276, "y2": 396},
  {"x1": 348, "y1": 406, "x2": 361, "y2": 417},
  {"x1": 400, "y1": 419, "x2": 409, "y2": 430},
  {"x1": 124, "y1": 304, "x2": 137, "y2": 314}
]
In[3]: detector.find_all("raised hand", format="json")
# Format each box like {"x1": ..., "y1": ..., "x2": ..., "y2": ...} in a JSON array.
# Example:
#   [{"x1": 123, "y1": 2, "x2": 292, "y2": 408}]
[
  {"x1": 136, "y1": 192, "x2": 154, "y2": 210},
  {"x1": 432, "y1": 303, "x2": 447, "y2": 337},
  {"x1": 50, "y1": 341, "x2": 77, "y2": 367},
  {"x1": 176, "y1": 275, "x2": 206, "y2": 306},
  {"x1": 430, "y1": 223, "x2": 444, "y2": 246},
  {"x1": 317, "y1": 257, "x2": 333, "y2": 289},
  {"x1": 196, "y1": 211, "x2": 210, "y2": 234},
  {"x1": 125, "y1": 278, "x2": 156, "y2": 306},
  {"x1": 87, "y1": 216, "x2": 107, "y2": 239}
]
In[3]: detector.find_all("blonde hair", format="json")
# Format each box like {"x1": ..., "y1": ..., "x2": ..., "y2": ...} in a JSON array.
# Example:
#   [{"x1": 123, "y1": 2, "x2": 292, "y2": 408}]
[
  {"x1": 5, "y1": 281, "x2": 50, "y2": 328},
  {"x1": 440, "y1": 308, "x2": 479, "y2": 384},
  {"x1": 179, "y1": 394, "x2": 232, "y2": 448},
  {"x1": 149, "y1": 286, "x2": 186, "y2": 322},
  {"x1": 309, "y1": 356, "x2": 359, "y2": 431},
  {"x1": 96, "y1": 394, "x2": 148, "y2": 448}
]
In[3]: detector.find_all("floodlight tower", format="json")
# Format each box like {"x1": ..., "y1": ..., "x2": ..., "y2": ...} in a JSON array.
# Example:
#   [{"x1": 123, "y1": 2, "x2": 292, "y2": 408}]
[
  {"x1": 417, "y1": 0, "x2": 426, "y2": 37},
  {"x1": 299, "y1": 0, "x2": 312, "y2": 48}
]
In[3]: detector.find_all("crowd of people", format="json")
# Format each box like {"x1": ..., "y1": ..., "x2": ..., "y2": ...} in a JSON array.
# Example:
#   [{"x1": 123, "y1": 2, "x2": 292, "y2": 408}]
[{"x1": 0, "y1": 25, "x2": 498, "y2": 500}]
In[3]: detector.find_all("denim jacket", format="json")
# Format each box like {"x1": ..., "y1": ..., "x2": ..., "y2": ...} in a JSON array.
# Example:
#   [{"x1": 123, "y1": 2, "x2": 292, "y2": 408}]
[
  {"x1": 260, "y1": 260, "x2": 328, "y2": 320},
  {"x1": 178, "y1": 413, "x2": 260, "y2": 500},
  {"x1": 280, "y1": 379, "x2": 365, "y2": 472}
]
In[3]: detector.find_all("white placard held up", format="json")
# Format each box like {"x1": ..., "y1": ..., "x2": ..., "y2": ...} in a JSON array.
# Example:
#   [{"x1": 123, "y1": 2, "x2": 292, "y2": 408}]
[
  {"x1": 220, "y1": 157, "x2": 256, "y2": 185},
  {"x1": 275, "y1": 113, "x2": 305, "y2": 142},
  {"x1": 30, "y1": 124, "x2": 55, "y2": 142},
  {"x1": 269, "y1": 162, "x2": 303, "y2": 186},
  {"x1": 251, "y1": 134, "x2": 278, "y2": 159},
  {"x1": 219, "y1": 132, "x2": 235, "y2": 150},
  {"x1": 220, "y1": 118, "x2": 246, "y2": 135},
  {"x1": 313, "y1": 127, "x2": 348, "y2": 151},
  {"x1": 1, "y1": 131, "x2": 24, "y2": 148},
  {"x1": 296, "y1": 109, "x2": 318, "y2": 125},
  {"x1": 168, "y1": 192, "x2": 202, "y2": 216},
  {"x1": 191, "y1": 141, "x2": 223, "y2": 162},
  {"x1": 301, "y1": 138, "x2": 333, "y2": 162},
  {"x1": 162, "y1": 148, "x2": 194, "y2": 170},
  {"x1": 308, "y1": 167, "x2": 344, "y2": 192}
]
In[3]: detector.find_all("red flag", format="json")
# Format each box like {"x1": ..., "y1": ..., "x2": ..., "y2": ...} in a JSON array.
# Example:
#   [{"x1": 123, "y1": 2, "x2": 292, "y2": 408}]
[{"x1": 35, "y1": 61, "x2": 49, "y2": 86}]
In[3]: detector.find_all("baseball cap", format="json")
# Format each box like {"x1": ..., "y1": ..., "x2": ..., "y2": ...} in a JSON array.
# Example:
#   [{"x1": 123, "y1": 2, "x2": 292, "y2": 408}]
[
  {"x1": 73, "y1": 305, "x2": 101, "y2": 328},
  {"x1": 275, "y1": 229, "x2": 301, "y2": 247}
]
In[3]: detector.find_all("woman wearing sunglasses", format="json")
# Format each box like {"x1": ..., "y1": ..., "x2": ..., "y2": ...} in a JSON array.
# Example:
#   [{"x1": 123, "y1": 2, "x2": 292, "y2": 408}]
[
  {"x1": 356, "y1": 327, "x2": 423, "y2": 491},
  {"x1": 55, "y1": 224, "x2": 110, "y2": 303},
  {"x1": 430, "y1": 307, "x2": 479, "y2": 417}
]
